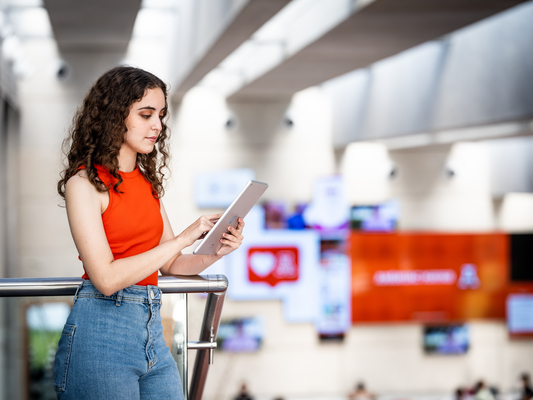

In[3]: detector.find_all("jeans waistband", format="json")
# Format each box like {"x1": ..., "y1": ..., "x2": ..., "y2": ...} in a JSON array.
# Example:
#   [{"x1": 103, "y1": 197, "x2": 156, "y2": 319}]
[{"x1": 74, "y1": 280, "x2": 162, "y2": 305}]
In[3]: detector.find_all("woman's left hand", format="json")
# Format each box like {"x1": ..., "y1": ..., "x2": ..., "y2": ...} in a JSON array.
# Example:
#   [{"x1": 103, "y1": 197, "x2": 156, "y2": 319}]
[{"x1": 216, "y1": 218, "x2": 245, "y2": 256}]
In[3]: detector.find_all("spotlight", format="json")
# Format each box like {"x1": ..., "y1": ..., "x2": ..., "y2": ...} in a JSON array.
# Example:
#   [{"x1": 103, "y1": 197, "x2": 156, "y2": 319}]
[
  {"x1": 225, "y1": 118, "x2": 235, "y2": 129},
  {"x1": 284, "y1": 117, "x2": 294, "y2": 128},
  {"x1": 445, "y1": 168, "x2": 455, "y2": 178},
  {"x1": 56, "y1": 61, "x2": 70, "y2": 81}
]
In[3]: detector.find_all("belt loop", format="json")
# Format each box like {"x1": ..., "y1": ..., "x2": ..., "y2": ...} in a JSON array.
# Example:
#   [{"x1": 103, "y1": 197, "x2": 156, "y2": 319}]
[
  {"x1": 73, "y1": 282, "x2": 83, "y2": 304},
  {"x1": 115, "y1": 289, "x2": 123, "y2": 306},
  {"x1": 147, "y1": 286, "x2": 153, "y2": 305}
]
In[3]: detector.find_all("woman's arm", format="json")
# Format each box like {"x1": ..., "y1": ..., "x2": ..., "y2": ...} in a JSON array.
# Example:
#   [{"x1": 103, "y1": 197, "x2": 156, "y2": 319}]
[
  {"x1": 159, "y1": 201, "x2": 244, "y2": 276},
  {"x1": 65, "y1": 172, "x2": 219, "y2": 296}
]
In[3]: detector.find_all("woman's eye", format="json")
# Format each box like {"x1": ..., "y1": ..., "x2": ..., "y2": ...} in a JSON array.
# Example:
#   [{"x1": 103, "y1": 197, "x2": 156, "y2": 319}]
[{"x1": 141, "y1": 115, "x2": 151, "y2": 119}]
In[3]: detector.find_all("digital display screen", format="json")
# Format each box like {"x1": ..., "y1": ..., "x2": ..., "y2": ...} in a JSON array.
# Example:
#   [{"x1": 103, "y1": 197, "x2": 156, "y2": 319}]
[
  {"x1": 350, "y1": 232, "x2": 510, "y2": 323},
  {"x1": 507, "y1": 294, "x2": 533, "y2": 336},
  {"x1": 423, "y1": 325, "x2": 469, "y2": 355},
  {"x1": 350, "y1": 201, "x2": 399, "y2": 232},
  {"x1": 217, "y1": 317, "x2": 264, "y2": 353}
]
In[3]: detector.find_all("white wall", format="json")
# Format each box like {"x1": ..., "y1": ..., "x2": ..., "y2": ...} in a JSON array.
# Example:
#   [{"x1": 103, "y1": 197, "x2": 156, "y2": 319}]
[
  {"x1": 488, "y1": 136, "x2": 533, "y2": 197},
  {"x1": 389, "y1": 142, "x2": 495, "y2": 232}
]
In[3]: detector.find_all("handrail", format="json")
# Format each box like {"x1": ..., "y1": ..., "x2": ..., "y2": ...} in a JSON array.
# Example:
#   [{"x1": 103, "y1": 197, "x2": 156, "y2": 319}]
[
  {"x1": 0, "y1": 274, "x2": 228, "y2": 400},
  {"x1": 0, "y1": 274, "x2": 228, "y2": 296}
]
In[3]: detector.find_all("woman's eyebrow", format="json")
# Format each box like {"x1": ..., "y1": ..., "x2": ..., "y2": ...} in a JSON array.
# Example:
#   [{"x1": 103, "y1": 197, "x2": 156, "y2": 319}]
[{"x1": 137, "y1": 106, "x2": 166, "y2": 113}]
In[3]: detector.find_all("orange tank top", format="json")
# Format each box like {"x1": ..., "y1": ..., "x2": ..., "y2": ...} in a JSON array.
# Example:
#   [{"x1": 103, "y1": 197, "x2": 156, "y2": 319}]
[{"x1": 80, "y1": 165, "x2": 163, "y2": 286}]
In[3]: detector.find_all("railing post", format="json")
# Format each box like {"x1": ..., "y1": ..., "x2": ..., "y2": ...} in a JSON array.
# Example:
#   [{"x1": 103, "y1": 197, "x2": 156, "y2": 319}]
[
  {"x1": 172, "y1": 293, "x2": 189, "y2": 399},
  {"x1": 188, "y1": 290, "x2": 227, "y2": 400}
]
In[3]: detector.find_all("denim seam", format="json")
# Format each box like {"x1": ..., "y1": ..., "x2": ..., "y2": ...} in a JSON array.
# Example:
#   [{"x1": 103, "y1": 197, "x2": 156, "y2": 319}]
[
  {"x1": 53, "y1": 324, "x2": 76, "y2": 392},
  {"x1": 144, "y1": 294, "x2": 159, "y2": 373}
]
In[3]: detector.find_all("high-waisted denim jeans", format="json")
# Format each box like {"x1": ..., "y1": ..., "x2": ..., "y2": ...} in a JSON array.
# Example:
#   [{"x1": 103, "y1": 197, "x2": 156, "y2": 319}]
[{"x1": 53, "y1": 281, "x2": 184, "y2": 400}]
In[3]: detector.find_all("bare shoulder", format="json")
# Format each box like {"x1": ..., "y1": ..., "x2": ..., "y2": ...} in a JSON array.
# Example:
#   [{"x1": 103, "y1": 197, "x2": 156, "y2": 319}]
[
  {"x1": 64, "y1": 170, "x2": 106, "y2": 209},
  {"x1": 65, "y1": 170, "x2": 94, "y2": 195},
  {"x1": 65, "y1": 170, "x2": 109, "y2": 214}
]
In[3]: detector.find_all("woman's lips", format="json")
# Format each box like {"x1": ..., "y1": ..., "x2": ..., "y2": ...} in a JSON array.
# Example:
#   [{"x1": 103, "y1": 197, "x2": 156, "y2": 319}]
[{"x1": 146, "y1": 136, "x2": 157, "y2": 142}]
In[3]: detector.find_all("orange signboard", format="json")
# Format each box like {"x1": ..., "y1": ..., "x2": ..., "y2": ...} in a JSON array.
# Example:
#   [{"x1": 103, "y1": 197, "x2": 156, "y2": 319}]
[{"x1": 350, "y1": 232, "x2": 514, "y2": 323}]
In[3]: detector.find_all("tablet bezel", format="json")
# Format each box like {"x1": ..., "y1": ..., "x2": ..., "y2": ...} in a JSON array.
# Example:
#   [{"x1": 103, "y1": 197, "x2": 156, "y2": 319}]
[{"x1": 192, "y1": 180, "x2": 268, "y2": 255}]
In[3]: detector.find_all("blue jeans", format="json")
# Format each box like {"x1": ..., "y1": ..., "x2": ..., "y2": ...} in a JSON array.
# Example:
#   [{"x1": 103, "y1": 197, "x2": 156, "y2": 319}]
[{"x1": 53, "y1": 281, "x2": 184, "y2": 400}]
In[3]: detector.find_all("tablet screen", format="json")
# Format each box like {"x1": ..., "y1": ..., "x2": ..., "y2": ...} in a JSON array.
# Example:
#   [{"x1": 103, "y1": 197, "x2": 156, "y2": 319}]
[{"x1": 193, "y1": 180, "x2": 268, "y2": 255}]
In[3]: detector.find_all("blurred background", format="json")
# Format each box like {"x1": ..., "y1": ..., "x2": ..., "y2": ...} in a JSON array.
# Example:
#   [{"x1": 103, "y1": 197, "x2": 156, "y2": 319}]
[{"x1": 0, "y1": 0, "x2": 532, "y2": 399}]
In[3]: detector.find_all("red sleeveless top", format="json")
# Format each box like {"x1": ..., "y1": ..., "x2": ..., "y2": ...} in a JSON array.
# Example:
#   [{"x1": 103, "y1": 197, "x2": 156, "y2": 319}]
[{"x1": 80, "y1": 165, "x2": 163, "y2": 286}]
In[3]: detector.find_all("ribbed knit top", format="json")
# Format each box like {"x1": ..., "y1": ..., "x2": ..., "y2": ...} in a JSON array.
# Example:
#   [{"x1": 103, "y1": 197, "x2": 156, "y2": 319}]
[{"x1": 80, "y1": 165, "x2": 163, "y2": 286}]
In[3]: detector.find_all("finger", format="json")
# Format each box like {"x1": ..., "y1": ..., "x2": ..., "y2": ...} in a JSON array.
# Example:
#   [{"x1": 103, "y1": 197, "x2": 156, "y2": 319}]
[
  {"x1": 227, "y1": 226, "x2": 243, "y2": 241},
  {"x1": 235, "y1": 218, "x2": 245, "y2": 232},
  {"x1": 221, "y1": 232, "x2": 236, "y2": 243},
  {"x1": 220, "y1": 236, "x2": 240, "y2": 249},
  {"x1": 199, "y1": 217, "x2": 216, "y2": 230},
  {"x1": 223, "y1": 233, "x2": 243, "y2": 248},
  {"x1": 203, "y1": 213, "x2": 223, "y2": 221}
]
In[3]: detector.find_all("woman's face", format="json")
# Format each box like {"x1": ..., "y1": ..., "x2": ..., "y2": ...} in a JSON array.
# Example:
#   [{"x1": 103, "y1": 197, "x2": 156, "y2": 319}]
[{"x1": 122, "y1": 87, "x2": 166, "y2": 159}]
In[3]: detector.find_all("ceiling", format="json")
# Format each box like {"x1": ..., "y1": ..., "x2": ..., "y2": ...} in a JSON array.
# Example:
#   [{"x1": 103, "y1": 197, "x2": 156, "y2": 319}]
[
  {"x1": 42, "y1": 0, "x2": 141, "y2": 53},
  {"x1": 39, "y1": 0, "x2": 528, "y2": 100},
  {"x1": 173, "y1": 0, "x2": 291, "y2": 99}
]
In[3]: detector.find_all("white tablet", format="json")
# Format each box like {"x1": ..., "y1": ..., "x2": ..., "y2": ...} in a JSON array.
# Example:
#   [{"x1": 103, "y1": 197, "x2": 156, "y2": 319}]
[{"x1": 192, "y1": 180, "x2": 268, "y2": 255}]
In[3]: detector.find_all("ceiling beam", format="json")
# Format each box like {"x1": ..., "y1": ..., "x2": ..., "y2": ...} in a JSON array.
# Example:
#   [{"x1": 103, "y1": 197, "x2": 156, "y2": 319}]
[
  {"x1": 228, "y1": 0, "x2": 528, "y2": 102},
  {"x1": 43, "y1": 0, "x2": 141, "y2": 53},
  {"x1": 171, "y1": 0, "x2": 291, "y2": 101}
]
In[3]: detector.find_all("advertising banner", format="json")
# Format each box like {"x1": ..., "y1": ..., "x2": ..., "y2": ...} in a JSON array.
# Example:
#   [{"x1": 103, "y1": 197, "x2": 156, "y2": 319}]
[{"x1": 350, "y1": 232, "x2": 511, "y2": 323}]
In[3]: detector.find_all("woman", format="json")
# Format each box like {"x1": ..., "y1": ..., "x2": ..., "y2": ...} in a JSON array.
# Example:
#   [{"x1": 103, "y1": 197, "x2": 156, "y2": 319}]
[{"x1": 53, "y1": 66, "x2": 244, "y2": 399}]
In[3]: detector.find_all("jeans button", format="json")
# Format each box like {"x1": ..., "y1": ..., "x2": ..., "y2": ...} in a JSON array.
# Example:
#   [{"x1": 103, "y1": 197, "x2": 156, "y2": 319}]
[{"x1": 150, "y1": 290, "x2": 155, "y2": 299}]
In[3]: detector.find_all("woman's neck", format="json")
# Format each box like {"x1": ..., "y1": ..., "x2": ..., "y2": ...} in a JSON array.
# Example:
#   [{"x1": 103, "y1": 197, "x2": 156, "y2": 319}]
[{"x1": 118, "y1": 148, "x2": 137, "y2": 172}]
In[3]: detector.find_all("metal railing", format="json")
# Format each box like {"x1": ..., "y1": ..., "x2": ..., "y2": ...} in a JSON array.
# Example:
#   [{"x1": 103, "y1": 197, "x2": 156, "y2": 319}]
[{"x1": 0, "y1": 274, "x2": 228, "y2": 400}]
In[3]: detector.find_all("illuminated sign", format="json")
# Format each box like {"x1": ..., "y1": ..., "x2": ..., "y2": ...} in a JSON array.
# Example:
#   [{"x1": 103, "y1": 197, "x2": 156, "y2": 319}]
[
  {"x1": 226, "y1": 229, "x2": 320, "y2": 323},
  {"x1": 350, "y1": 232, "x2": 510, "y2": 323},
  {"x1": 457, "y1": 263, "x2": 480, "y2": 289},
  {"x1": 373, "y1": 270, "x2": 457, "y2": 286},
  {"x1": 506, "y1": 294, "x2": 533, "y2": 336},
  {"x1": 248, "y1": 247, "x2": 299, "y2": 287}
]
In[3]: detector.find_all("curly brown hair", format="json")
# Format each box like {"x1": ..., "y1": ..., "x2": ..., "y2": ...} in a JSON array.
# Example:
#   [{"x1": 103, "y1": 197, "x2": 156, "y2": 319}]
[{"x1": 57, "y1": 66, "x2": 170, "y2": 200}]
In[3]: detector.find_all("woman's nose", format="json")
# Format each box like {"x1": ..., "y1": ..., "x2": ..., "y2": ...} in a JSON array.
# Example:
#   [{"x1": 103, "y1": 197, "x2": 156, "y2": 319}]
[{"x1": 153, "y1": 118, "x2": 162, "y2": 131}]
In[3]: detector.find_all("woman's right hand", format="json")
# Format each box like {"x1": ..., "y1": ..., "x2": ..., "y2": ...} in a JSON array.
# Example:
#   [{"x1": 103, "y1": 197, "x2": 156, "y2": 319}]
[{"x1": 177, "y1": 213, "x2": 223, "y2": 248}]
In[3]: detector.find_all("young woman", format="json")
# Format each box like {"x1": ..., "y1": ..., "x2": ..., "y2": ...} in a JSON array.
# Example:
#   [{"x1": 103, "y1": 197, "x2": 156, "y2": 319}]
[{"x1": 53, "y1": 66, "x2": 244, "y2": 399}]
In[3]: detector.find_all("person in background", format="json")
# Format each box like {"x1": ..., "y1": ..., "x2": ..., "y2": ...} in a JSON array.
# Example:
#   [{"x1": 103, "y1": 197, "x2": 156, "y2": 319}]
[
  {"x1": 521, "y1": 373, "x2": 533, "y2": 400},
  {"x1": 348, "y1": 382, "x2": 376, "y2": 400},
  {"x1": 473, "y1": 380, "x2": 495, "y2": 400},
  {"x1": 455, "y1": 387, "x2": 467, "y2": 400},
  {"x1": 234, "y1": 383, "x2": 254, "y2": 400}
]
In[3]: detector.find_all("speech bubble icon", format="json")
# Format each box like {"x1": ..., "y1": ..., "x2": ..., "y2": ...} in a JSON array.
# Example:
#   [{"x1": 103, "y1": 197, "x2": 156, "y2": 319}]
[{"x1": 249, "y1": 251, "x2": 276, "y2": 278}]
